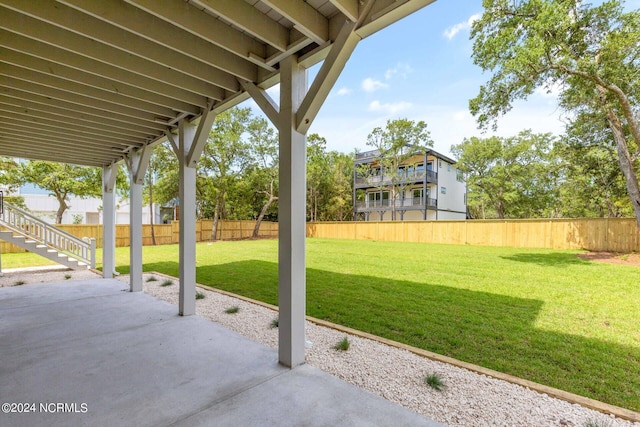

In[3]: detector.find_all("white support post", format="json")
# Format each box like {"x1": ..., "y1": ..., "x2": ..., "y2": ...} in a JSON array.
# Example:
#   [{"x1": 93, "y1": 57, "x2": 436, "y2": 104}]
[
  {"x1": 176, "y1": 120, "x2": 198, "y2": 316},
  {"x1": 241, "y1": 22, "x2": 362, "y2": 368},
  {"x1": 102, "y1": 164, "x2": 118, "y2": 279},
  {"x1": 278, "y1": 55, "x2": 307, "y2": 368},
  {"x1": 126, "y1": 147, "x2": 151, "y2": 292}
]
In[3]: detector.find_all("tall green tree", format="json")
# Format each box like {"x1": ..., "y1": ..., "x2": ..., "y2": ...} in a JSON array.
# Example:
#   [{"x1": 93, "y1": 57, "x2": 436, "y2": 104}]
[
  {"x1": 143, "y1": 143, "x2": 177, "y2": 245},
  {"x1": 19, "y1": 161, "x2": 102, "y2": 224},
  {"x1": 306, "y1": 134, "x2": 354, "y2": 221},
  {"x1": 0, "y1": 157, "x2": 20, "y2": 189},
  {"x1": 365, "y1": 118, "x2": 433, "y2": 220},
  {"x1": 470, "y1": 0, "x2": 640, "y2": 226},
  {"x1": 451, "y1": 131, "x2": 558, "y2": 219},
  {"x1": 246, "y1": 117, "x2": 278, "y2": 237},
  {"x1": 307, "y1": 134, "x2": 331, "y2": 222},
  {"x1": 199, "y1": 107, "x2": 252, "y2": 239},
  {"x1": 0, "y1": 157, "x2": 26, "y2": 209}
]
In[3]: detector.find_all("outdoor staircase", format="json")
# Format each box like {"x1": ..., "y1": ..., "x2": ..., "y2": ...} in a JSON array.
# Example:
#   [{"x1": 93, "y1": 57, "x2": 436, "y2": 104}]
[{"x1": 0, "y1": 195, "x2": 95, "y2": 270}]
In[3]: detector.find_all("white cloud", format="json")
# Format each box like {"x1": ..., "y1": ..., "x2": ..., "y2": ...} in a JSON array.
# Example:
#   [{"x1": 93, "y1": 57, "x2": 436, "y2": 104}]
[
  {"x1": 368, "y1": 100, "x2": 413, "y2": 114},
  {"x1": 336, "y1": 87, "x2": 351, "y2": 96},
  {"x1": 453, "y1": 110, "x2": 470, "y2": 121},
  {"x1": 443, "y1": 13, "x2": 481, "y2": 40},
  {"x1": 362, "y1": 78, "x2": 389, "y2": 93},
  {"x1": 384, "y1": 63, "x2": 413, "y2": 80}
]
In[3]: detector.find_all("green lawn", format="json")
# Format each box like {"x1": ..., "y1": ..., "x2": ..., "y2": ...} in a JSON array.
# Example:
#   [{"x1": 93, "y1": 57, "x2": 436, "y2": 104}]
[{"x1": 3, "y1": 238, "x2": 639, "y2": 411}]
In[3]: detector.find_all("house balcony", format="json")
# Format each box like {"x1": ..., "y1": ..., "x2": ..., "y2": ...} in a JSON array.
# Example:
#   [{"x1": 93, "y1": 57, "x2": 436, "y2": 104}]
[
  {"x1": 355, "y1": 197, "x2": 437, "y2": 212},
  {"x1": 354, "y1": 170, "x2": 437, "y2": 189}
]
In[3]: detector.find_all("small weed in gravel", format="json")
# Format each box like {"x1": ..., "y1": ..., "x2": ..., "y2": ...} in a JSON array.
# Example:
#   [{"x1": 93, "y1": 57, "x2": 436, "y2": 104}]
[
  {"x1": 270, "y1": 318, "x2": 279, "y2": 329},
  {"x1": 225, "y1": 306, "x2": 240, "y2": 314},
  {"x1": 333, "y1": 337, "x2": 350, "y2": 351},
  {"x1": 160, "y1": 279, "x2": 173, "y2": 287},
  {"x1": 146, "y1": 276, "x2": 158, "y2": 282},
  {"x1": 64, "y1": 274, "x2": 72, "y2": 280},
  {"x1": 584, "y1": 420, "x2": 613, "y2": 427},
  {"x1": 196, "y1": 291, "x2": 205, "y2": 300},
  {"x1": 14, "y1": 280, "x2": 25, "y2": 286},
  {"x1": 424, "y1": 373, "x2": 446, "y2": 391}
]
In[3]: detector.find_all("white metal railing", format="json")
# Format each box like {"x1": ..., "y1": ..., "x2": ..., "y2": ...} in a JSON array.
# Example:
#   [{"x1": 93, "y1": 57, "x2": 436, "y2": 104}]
[{"x1": 0, "y1": 201, "x2": 95, "y2": 268}]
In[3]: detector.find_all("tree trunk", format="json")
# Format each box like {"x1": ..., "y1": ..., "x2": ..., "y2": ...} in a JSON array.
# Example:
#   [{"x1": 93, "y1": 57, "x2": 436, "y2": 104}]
[
  {"x1": 55, "y1": 197, "x2": 68, "y2": 224},
  {"x1": 253, "y1": 195, "x2": 278, "y2": 238},
  {"x1": 210, "y1": 192, "x2": 224, "y2": 241},
  {"x1": 148, "y1": 173, "x2": 156, "y2": 246},
  {"x1": 603, "y1": 107, "x2": 640, "y2": 227},
  {"x1": 595, "y1": 86, "x2": 640, "y2": 226}
]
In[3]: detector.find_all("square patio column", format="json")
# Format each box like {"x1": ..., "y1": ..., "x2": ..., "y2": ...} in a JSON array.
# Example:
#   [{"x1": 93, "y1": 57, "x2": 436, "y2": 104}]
[
  {"x1": 102, "y1": 164, "x2": 118, "y2": 279},
  {"x1": 278, "y1": 55, "x2": 307, "y2": 368},
  {"x1": 177, "y1": 121, "x2": 197, "y2": 316},
  {"x1": 240, "y1": 21, "x2": 361, "y2": 367},
  {"x1": 126, "y1": 148, "x2": 151, "y2": 292}
]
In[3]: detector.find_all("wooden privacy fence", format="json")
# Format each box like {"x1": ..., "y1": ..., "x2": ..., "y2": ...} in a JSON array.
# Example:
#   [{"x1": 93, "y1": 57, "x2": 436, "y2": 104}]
[
  {"x1": 0, "y1": 220, "x2": 278, "y2": 253},
  {"x1": 306, "y1": 218, "x2": 640, "y2": 252},
  {"x1": 2, "y1": 218, "x2": 639, "y2": 253}
]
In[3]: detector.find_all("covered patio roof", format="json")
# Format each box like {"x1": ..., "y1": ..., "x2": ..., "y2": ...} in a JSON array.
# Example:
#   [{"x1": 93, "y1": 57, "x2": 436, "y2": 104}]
[
  {"x1": 0, "y1": 0, "x2": 435, "y2": 167},
  {"x1": 0, "y1": 0, "x2": 437, "y2": 370}
]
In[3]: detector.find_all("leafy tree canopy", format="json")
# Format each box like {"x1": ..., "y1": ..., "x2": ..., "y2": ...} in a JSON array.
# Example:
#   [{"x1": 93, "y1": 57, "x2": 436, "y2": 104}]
[{"x1": 470, "y1": 0, "x2": 640, "y2": 225}]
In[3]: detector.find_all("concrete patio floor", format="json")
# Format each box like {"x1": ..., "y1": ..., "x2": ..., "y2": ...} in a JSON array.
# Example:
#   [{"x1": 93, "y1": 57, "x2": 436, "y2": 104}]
[{"x1": 0, "y1": 278, "x2": 443, "y2": 427}]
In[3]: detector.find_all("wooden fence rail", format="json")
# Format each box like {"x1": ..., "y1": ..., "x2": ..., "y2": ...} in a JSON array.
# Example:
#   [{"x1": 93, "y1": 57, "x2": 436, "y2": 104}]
[
  {"x1": 306, "y1": 218, "x2": 640, "y2": 252},
  {"x1": 2, "y1": 218, "x2": 638, "y2": 254}
]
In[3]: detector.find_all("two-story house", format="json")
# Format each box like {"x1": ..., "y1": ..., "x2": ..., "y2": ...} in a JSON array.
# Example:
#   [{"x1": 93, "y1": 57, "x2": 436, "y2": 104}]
[{"x1": 353, "y1": 147, "x2": 467, "y2": 221}]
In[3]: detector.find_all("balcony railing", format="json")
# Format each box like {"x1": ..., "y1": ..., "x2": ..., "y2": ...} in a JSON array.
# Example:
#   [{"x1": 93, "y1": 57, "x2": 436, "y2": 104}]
[
  {"x1": 355, "y1": 170, "x2": 437, "y2": 187},
  {"x1": 355, "y1": 197, "x2": 437, "y2": 210}
]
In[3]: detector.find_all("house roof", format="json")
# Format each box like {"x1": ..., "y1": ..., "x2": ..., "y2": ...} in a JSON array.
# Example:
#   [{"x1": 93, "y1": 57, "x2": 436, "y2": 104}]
[
  {"x1": 0, "y1": 0, "x2": 435, "y2": 167},
  {"x1": 355, "y1": 147, "x2": 458, "y2": 165}
]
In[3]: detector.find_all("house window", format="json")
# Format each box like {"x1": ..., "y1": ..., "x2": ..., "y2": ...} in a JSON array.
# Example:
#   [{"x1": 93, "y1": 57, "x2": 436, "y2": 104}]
[
  {"x1": 416, "y1": 163, "x2": 425, "y2": 173},
  {"x1": 441, "y1": 186, "x2": 446, "y2": 194},
  {"x1": 438, "y1": 160, "x2": 442, "y2": 168},
  {"x1": 447, "y1": 164, "x2": 451, "y2": 172},
  {"x1": 456, "y1": 169, "x2": 464, "y2": 182},
  {"x1": 427, "y1": 162, "x2": 434, "y2": 171}
]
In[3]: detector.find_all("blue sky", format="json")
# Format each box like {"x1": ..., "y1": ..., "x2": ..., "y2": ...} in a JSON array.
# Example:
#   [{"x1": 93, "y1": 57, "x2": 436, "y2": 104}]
[{"x1": 243, "y1": 0, "x2": 640, "y2": 158}]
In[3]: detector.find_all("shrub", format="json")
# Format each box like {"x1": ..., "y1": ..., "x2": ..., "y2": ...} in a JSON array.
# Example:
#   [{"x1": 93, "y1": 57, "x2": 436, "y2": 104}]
[
  {"x1": 424, "y1": 373, "x2": 446, "y2": 391},
  {"x1": 225, "y1": 306, "x2": 240, "y2": 314},
  {"x1": 196, "y1": 291, "x2": 205, "y2": 300},
  {"x1": 334, "y1": 337, "x2": 350, "y2": 351},
  {"x1": 160, "y1": 279, "x2": 173, "y2": 287}
]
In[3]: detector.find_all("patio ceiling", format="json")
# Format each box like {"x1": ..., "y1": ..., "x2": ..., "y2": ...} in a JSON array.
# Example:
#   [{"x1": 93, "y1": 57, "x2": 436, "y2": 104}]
[{"x1": 0, "y1": 0, "x2": 435, "y2": 167}]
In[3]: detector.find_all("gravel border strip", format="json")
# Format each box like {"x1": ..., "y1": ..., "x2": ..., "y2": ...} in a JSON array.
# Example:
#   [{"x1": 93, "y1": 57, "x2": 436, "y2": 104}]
[{"x1": 128, "y1": 271, "x2": 639, "y2": 427}]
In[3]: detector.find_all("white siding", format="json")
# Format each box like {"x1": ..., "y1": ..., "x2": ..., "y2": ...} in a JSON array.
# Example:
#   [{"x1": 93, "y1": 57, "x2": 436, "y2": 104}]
[
  {"x1": 436, "y1": 160, "x2": 466, "y2": 219},
  {"x1": 18, "y1": 193, "x2": 161, "y2": 224}
]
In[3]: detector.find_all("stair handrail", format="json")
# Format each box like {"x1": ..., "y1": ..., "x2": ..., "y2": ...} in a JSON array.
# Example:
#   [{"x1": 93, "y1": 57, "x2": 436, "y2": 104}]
[{"x1": 0, "y1": 201, "x2": 95, "y2": 269}]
